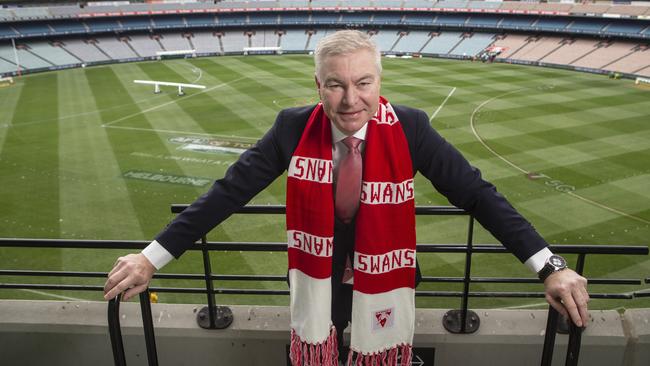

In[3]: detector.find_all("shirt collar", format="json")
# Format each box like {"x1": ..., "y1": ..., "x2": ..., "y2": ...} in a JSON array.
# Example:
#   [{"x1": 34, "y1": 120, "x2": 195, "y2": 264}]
[{"x1": 331, "y1": 122, "x2": 368, "y2": 144}]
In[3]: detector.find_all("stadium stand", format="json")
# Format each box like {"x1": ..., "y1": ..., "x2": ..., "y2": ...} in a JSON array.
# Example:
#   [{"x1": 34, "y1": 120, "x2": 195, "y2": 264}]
[
  {"x1": 158, "y1": 34, "x2": 192, "y2": 52},
  {"x1": 124, "y1": 35, "x2": 162, "y2": 58},
  {"x1": 451, "y1": 33, "x2": 495, "y2": 57},
  {"x1": 541, "y1": 39, "x2": 598, "y2": 66},
  {"x1": 371, "y1": 13, "x2": 403, "y2": 25},
  {"x1": 11, "y1": 22, "x2": 51, "y2": 37},
  {"x1": 120, "y1": 17, "x2": 154, "y2": 31},
  {"x1": 392, "y1": 30, "x2": 431, "y2": 54},
  {"x1": 0, "y1": 44, "x2": 51, "y2": 69},
  {"x1": 280, "y1": 29, "x2": 310, "y2": 51},
  {"x1": 250, "y1": 30, "x2": 280, "y2": 48},
  {"x1": 221, "y1": 31, "x2": 249, "y2": 53},
  {"x1": 370, "y1": 30, "x2": 401, "y2": 53},
  {"x1": 0, "y1": 57, "x2": 16, "y2": 74},
  {"x1": 604, "y1": 46, "x2": 650, "y2": 75},
  {"x1": 27, "y1": 41, "x2": 80, "y2": 66},
  {"x1": 152, "y1": 16, "x2": 185, "y2": 29},
  {"x1": 515, "y1": 36, "x2": 565, "y2": 62},
  {"x1": 61, "y1": 39, "x2": 110, "y2": 63},
  {"x1": 84, "y1": 19, "x2": 121, "y2": 33},
  {"x1": 492, "y1": 34, "x2": 529, "y2": 59},
  {"x1": 0, "y1": 1, "x2": 647, "y2": 79},
  {"x1": 185, "y1": 15, "x2": 217, "y2": 27},
  {"x1": 421, "y1": 32, "x2": 463, "y2": 55},
  {"x1": 192, "y1": 31, "x2": 222, "y2": 54},
  {"x1": 93, "y1": 36, "x2": 139, "y2": 60},
  {"x1": 572, "y1": 42, "x2": 637, "y2": 70},
  {"x1": 0, "y1": 24, "x2": 18, "y2": 38}
]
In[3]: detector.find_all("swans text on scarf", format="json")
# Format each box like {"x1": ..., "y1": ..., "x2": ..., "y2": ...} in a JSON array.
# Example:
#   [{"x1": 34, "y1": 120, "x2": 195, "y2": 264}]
[
  {"x1": 287, "y1": 230, "x2": 334, "y2": 257},
  {"x1": 354, "y1": 249, "x2": 416, "y2": 274},
  {"x1": 288, "y1": 156, "x2": 333, "y2": 183},
  {"x1": 360, "y1": 179, "x2": 414, "y2": 205}
]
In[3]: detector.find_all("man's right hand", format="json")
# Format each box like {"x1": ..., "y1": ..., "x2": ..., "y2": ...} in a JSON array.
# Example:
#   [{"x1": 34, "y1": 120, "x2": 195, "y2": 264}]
[{"x1": 103, "y1": 253, "x2": 156, "y2": 301}]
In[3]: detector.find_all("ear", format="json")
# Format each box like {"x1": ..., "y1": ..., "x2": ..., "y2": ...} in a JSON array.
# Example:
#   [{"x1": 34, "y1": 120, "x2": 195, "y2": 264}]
[{"x1": 314, "y1": 74, "x2": 322, "y2": 99}]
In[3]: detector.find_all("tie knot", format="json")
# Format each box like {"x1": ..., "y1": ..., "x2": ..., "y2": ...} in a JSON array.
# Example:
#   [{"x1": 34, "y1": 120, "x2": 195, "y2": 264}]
[{"x1": 343, "y1": 136, "x2": 362, "y2": 151}]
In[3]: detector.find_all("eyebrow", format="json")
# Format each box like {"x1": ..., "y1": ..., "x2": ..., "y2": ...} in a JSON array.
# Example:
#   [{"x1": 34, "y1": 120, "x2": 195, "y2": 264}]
[{"x1": 324, "y1": 74, "x2": 376, "y2": 84}]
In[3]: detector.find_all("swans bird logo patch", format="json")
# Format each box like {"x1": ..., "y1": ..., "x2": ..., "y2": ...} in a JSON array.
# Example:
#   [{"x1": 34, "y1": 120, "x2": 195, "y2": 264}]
[{"x1": 372, "y1": 307, "x2": 395, "y2": 331}]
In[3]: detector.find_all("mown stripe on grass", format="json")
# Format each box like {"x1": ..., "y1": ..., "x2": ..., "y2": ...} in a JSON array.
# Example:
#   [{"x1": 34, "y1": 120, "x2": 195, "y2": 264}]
[
  {"x1": 0, "y1": 77, "x2": 23, "y2": 158},
  {"x1": 0, "y1": 72, "x2": 60, "y2": 238},
  {"x1": 57, "y1": 68, "x2": 144, "y2": 241},
  {"x1": 85, "y1": 65, "x2": 197, "y2": 238}
]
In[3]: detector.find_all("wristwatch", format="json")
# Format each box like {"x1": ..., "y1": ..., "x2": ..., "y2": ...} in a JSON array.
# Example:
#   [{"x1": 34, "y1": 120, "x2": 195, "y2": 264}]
[{"x1": 538, "y1": 255, "x2": 567, "y2": 282}]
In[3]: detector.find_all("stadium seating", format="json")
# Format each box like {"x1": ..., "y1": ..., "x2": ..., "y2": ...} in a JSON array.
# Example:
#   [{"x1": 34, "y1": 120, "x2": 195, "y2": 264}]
[
  {"x1": 125, "y1": 35, "x2": 162, "y2": 58},
  {"x1": 120, "y1": 17, "x2": 153, "y2": 31},
  {"x1": 152, "y1": 16, "x2": 185, "y2": 29},
  {"x1": 371, "y1": 13, "x2": 403, "y2": 25},
  {"x1": 94, "y1": 36, "x2": 139, "y2": 60},
  {"x1": 466, "y1": 15, "x2": 502, "y2": 27},
  {"x1": 605, "y1": 47, "x2": 650, "y2": 75},
  {"x1": 280, "y1": 13, "x2": 310, "y2": 25},
  {"x1": 392, "y1": 30, "x2": 431, "y2": 53},
  {"x1": 405, "y1": 14, "x2": 435, "y2": 25},
  {"x1": 49, "y1": 21, "x2": 87, "y2": 34},
  {"x1": 535, "y1": 18, "x2": 570, "y2": 32},
  {"x1": 61, "y1": 39, "x2": 111, "y2": 62},
  {"x1": 0, "y1": 57, "x2": 16, "y2": 74},
  {"x1": 451, "y1": 33, "x2": 495, "y2": 57},
  {"x1": 158, "y1": 34, "x2": 192, "y2": 52},
  {"x1": 370, "y1": 30, "x2": 401, "y2": 53},
  {"x1": 567, "y1": 18, "x2": 609, "y2": 34},
  {"x1": 572, "y1": 42, "x2": 636, "y2": 69},
  {"x1": 305, "y1": 29, "x2": 336, "y2": 50},
  {"x1": 12, "y1": 22, "x2": 51, "y2": 37},
  {"x1": 249, "y1": 30, "x2": 280, "y2": 48},
  {"x1": 499, "y1": 16, "x2": 536, "y2": 30},
  {"x1": 250, "y1": 14, "x2": 280, "y2": 25},
  {"x1": 492, "y1": 34, "x2": 530, "y2": 59},
  {"x1": 433, "y1": 15, "x2": 467, "y2": 26},
  {"x1": 192, "y1": 32, "x2": 222, "y2": 54},
  {"x1": 0, "y1": 24, "x2": 18, "y2": 38},
  {"x1": 280, "y1": 29, "x2": 309, "y2": 51},
  {"x1": 421, "y1": 32, "x2": 463, "y2": 55},
  {"x1": 541, "y1": 39, "x2": 598, "y2": 65},
  {"x1": 84, "y1": 19, "x2": 121, "y2": 33},
  {"x1": 0, "y1": 45, "x2": 51, "y2": 69},
  {"x1": 221, "y1": 31, "x2": 249, "y2": 53},
  {"x1": 514, "y1": 36, "x2": 564, "y2": 62},
  {"x1": 27, "y1": 41, "x2": 80, "y2": 66},
  {"x1": 185, "y1": 15, "x2": 217, "y2": 27}
]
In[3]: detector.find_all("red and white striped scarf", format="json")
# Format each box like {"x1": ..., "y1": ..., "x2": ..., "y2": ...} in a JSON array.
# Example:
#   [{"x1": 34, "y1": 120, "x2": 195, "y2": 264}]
[{"x1": 287, "y1": 97, "x2": 416, "y2": 366}]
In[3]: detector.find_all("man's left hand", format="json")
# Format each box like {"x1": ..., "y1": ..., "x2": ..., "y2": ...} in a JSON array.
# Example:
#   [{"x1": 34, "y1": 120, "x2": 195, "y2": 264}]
[{"x1": 544, "y1": 269, "x2": 589, "y2": 327}]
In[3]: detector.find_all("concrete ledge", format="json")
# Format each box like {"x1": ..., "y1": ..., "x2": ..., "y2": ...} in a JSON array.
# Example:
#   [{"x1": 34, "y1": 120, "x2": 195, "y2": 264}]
[{"x1": 0, "y1": 300, "x2": 647, "y2": 366}]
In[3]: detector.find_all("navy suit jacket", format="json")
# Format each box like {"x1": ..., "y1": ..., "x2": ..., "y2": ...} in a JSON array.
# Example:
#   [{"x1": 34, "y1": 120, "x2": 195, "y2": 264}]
[{"x1": 155, "y1": 104, "x2": 548, "y2": 266}]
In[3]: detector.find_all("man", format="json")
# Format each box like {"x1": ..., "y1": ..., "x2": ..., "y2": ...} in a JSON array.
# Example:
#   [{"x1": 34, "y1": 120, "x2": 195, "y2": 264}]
[{"x1": 104, "y1": 30, "x2": 588, "y2": 365}]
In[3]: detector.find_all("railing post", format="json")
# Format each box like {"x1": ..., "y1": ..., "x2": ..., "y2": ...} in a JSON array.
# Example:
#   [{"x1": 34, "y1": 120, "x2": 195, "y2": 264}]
[
  {"x1": 196, "y1": 235, "x2": 233, "y2": 329},
  {"x1": 443, "y1": 216, "x2": 480, "y2": 334},
  {"x1": 540, "y1": 305, "x2": 559, "y2": 366},
  {"x1": 107, "y1": 289, "x2": 158, "y2": 366},
  {"x1": 108, "y1": 296, "x2": 126, "y2": 366}
]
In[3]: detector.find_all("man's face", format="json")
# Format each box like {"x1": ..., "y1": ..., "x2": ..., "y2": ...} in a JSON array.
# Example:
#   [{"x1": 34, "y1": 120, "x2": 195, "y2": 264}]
[{"x1": 315, "y1": 49, "x2": 381, "y2": 135}]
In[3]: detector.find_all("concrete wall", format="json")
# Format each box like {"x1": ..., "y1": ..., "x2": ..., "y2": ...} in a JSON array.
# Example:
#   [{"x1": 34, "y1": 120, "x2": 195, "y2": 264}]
[{"x1": 0, "y1": 300, "x2": 648, "y2": 366}]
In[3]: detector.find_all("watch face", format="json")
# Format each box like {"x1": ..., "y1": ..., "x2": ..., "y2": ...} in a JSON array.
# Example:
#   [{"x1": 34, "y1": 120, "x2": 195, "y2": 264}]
[{"x1": 549, "y1": 255, "x2": 566, "y2": 267}]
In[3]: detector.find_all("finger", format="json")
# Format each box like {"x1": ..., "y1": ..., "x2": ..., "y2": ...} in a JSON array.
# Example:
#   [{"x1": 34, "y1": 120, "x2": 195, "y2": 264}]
[
  {"x1": 104, "y1": 266, "x2": 129, "y2": 295},
  {"x1": 561, "y1": 294, "x2": 583, "y2": 327},
  {"x1": 108, "y1": 257, "x2": 127, "y2": 278},
  {"x1": 576, "y1": 290, "x2": 590, "y2": 328},
  {"x1": 546, "y1": 293, "x2": 569, "y2": 319},
  {"x1": 123, "y1": 283, "x2": 148, "y2": 302}
]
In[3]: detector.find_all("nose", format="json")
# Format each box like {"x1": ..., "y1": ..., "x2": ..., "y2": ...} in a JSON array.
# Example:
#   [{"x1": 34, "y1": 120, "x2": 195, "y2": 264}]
[{"x1": 342, "y1": 86, "x2": 358, "y2": 106}]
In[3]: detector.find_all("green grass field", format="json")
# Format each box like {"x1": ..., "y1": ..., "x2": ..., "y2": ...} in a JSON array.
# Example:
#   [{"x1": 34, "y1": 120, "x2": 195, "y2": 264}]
[{"x1": 0, "y1": 55, "x2": 648, "y2": 310}]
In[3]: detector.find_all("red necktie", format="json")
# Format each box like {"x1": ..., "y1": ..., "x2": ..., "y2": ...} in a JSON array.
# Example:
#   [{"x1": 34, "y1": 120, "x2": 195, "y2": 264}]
[{"x1": 335, "y1": 136, "x2": 362, "y2": 224}]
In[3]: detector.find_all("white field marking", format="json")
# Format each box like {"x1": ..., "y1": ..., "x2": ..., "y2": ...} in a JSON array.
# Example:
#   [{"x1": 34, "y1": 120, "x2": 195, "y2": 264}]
[
  {"x1": 104, "y1": 125, "x2": 259, "y2": 141},
  {"x1": 470, "y1": 89, "x2": 650, "y2": 225},
  {"x1": 21, "y1": 289, "x2": 86, "y2": 301},
  {"x1": 430, "y1": 86, "x2": 456, "y2": 122},
  {"x1": 102, "y1": 76, "x2": 246, "y2": 127}
]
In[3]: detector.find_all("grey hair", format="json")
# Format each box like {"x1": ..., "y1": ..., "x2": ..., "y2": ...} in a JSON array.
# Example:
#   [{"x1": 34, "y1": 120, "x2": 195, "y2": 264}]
[{"x1": 314, "y1": 30, "x2": 382, "y2": 79}]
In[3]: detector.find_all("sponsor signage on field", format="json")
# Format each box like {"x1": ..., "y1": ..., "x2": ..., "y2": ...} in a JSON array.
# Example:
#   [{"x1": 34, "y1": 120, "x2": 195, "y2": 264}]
[
  {"x1": 123, "y1": 170, "x2": 212, "y2": 187},
  {"x1": 169, "y1": 136, "x2": 253, "y2": 155}
]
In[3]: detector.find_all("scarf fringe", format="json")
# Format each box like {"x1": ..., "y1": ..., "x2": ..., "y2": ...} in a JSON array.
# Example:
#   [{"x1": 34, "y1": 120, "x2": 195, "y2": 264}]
[
  {"x1": 290, "y1": 326, "x2": 338, "y2": 366},
  {"x1": 345, "y1": 344, "x2": 412, "y2": 366}
]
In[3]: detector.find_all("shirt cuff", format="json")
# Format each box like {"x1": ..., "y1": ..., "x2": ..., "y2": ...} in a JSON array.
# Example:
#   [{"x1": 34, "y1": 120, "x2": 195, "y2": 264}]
[
  {"x1": 141, "y1": 240, "x2": 174, "y2": 270},
  {"x1": 524, "y1": 247, "x2": 554, "y2": 274}
]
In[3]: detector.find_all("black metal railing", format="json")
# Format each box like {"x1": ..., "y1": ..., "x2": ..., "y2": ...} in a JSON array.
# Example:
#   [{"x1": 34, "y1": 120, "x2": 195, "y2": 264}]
[{"x1": 1, "y1": 205, "x2": 648, "y2": 366}]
